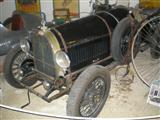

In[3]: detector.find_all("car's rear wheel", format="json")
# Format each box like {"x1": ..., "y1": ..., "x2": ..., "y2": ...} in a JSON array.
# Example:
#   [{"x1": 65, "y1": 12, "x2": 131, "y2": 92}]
[
  {"x1": 4, "y1": 46, "x2": 37, "y2": 88},
  {"x1": 111, "y1": 17, "x2": 131, "y2": 64},
  {"x1": 67, "y1": 65, "x2": 111, "y2": 117}
]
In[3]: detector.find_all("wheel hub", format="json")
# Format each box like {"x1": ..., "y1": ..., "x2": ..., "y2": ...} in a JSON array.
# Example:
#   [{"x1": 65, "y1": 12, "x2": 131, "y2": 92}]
[
  {"x1": 12, "y1": 53, "x2": 34, "y2": 81},
  {"x1": 20, "y1": 59, "x2": 33, "y2": 75},
  {"x1": 79, "y1": 77, "x2": 105, "y2": 117},
  {"x1": 121, "y1": 31, "x2": 130, "y2": 56}
]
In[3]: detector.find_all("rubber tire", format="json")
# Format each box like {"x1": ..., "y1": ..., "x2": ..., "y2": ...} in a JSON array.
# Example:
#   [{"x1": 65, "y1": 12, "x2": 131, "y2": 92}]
[
  {"x1": 4, "y1": 46, "x2": 36, "y2": 89},
  {"x1": 67, "y1": 65, "x2": 111, "y2": 117},
  {"x1": 111, "y1": 17, "x2": 131, "y2": 64}
]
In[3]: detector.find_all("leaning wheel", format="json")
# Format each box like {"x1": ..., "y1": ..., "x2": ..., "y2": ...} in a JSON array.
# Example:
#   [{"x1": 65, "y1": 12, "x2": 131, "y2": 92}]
[
  {"x1": 131, "y1": 15, "x2": 160, "y2": 87},
  {"x1": 111, "y1": 17, "x2": 132, "y2": 64},
  {"x1": 67, "y1": 65, "x2": 111, "y2": 117},
  {"x1": 4, "y1": 46, "x2": 37, "y2": 88}
]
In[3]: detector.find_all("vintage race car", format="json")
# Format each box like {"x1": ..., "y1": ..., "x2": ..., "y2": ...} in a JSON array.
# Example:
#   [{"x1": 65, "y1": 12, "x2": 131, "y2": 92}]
[{"x1": 3, "y1": 7, "x2": 129, "y2": 117}]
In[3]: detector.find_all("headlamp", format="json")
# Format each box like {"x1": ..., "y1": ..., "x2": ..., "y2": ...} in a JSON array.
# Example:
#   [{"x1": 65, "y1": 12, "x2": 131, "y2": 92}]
[
  {"x1": 55, "y1": 51, "x2": 70, "y2": 69},
  {"x1": 20, "y1": 39, "x2": 30, "y2": 53}
]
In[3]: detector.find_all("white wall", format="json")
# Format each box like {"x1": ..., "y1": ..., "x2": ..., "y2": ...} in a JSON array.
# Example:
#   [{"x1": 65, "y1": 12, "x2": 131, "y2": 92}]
[
  {"x1": 129, "y1": 0, "x2": 139, "y2": 7},
  {"x1": 80, "y1": 0, "x2": 91, "y2": 18},
  {"x1": 109, "y1": 0, "x2": 139, "y2": 7},
  {"x1": 40, "y1": 0, "x2": 53, "y2": 21},
  {"x1": 0, "y1": 0, "x2": 53, "y2": 22},
  {"x1": 0, "y1": 0, "x2": 139, "y2": 22},
  {"x1": 79, "y1": 0, "x2": 139, "y2": 18},
  {"x1": 0, "y1": 0, "x2": 92, "y2": 22},
  {"x1": 0, "y1": 0, "x2": 16, "y2": 22}
]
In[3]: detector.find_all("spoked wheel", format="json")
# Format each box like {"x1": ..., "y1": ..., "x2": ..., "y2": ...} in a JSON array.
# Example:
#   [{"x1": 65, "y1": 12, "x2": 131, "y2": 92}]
[
  {"x1": 4, "y1": 47, "x2": 37, "y2": 88},
  {"x1": 12, "y1": 52, "x2": 33, "y2": 81},
  {"x1": 67, "y1": 65, "x2": 111, "y2": 117},
  {"x1": 79, "y1": 77, "x2": 106, "y2": 117},
  {"x1": 131, "y1": 16, "x2": 160, "y2": 87}
]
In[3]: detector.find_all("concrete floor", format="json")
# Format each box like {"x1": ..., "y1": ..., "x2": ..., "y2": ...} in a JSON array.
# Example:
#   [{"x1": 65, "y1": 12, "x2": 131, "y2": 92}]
[{"x1": 0, "y1": 56, "x2": 160, "y2": 120}]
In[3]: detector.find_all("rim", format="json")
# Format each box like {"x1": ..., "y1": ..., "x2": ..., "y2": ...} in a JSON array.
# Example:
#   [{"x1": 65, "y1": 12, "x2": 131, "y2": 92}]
[
  {"x1": 79, "y1": 77, "x2": 106, "y2": 117},
  {"x1": 120, "y1": 27, "x2": 131, "y2": 57},
  {"x1": 11, "y1": 52, "x2": 34, "y2": 82},
  {"x1": 131, "y1": 16, "x2": 160, "y2": 87}
]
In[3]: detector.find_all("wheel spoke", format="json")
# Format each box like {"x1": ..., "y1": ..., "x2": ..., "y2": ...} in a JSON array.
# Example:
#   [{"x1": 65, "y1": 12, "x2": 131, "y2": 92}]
[
  {"x1": 132, "y1": 16, "x2": 160, "y2": 87},
  {"x1": 79, "y1": 77, "x2": 106, "y2": 117},
  {"x1": 11, "y1": 52, "x2": 34, "y2": 82}
]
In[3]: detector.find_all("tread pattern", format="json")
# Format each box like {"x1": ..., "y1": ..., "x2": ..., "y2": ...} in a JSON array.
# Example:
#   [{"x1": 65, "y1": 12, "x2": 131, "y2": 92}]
[{"x1": 67, "y1": 65, "x2": 111, "y2": 117}]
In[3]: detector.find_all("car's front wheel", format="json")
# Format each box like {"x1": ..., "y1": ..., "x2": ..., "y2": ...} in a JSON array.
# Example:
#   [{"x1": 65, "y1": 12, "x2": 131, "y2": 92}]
[
  {"x1": 4, "y1": 46, "x2": 37, "y2": 88},
  {"x1": 67, "y1": 65, "x2": 111, "y2": 117}
]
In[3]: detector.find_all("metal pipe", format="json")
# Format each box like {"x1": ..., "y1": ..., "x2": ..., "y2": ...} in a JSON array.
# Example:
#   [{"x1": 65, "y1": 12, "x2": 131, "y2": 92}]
[{"x1": 0, "y1": 31, "x2": 26, "y2": 56}]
